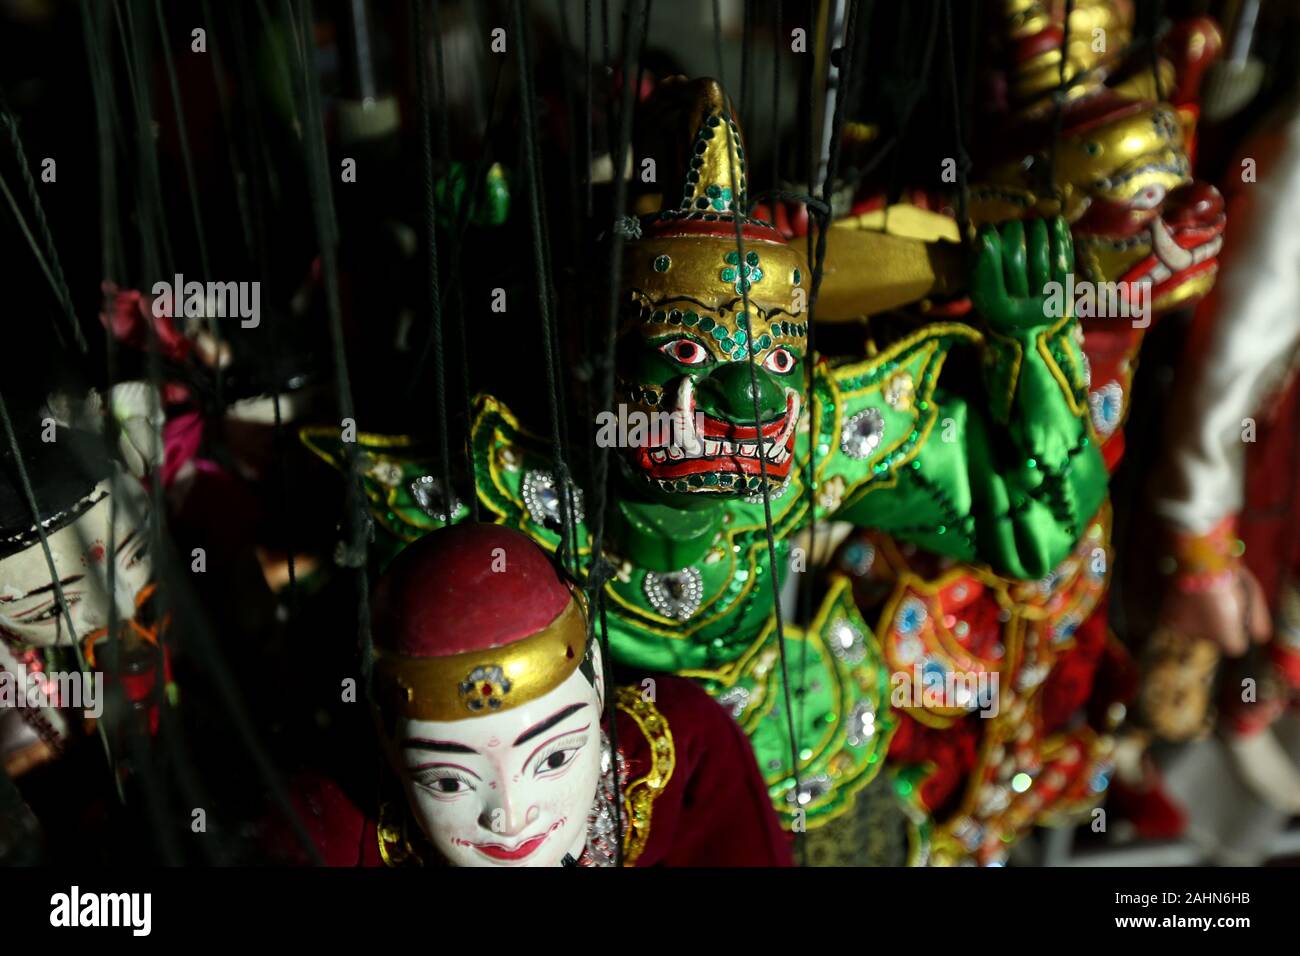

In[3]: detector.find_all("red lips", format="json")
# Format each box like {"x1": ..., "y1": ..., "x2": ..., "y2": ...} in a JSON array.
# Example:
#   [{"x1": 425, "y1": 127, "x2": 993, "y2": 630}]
[{"x1": 471, "y1": 830, "x2": 550, "y2": 862}]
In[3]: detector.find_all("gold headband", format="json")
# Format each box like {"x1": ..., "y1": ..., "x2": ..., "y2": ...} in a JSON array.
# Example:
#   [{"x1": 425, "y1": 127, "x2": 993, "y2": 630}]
[{"x1": 374, "y1": 598, "x2": 588, "y2": 722}]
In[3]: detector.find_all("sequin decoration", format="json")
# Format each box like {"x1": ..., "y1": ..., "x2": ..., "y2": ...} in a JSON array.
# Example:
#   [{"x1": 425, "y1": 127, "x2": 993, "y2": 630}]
[
  {"x1": 845, "y1": 699, "x2": 877, "y2": 747},
  {"x1": 840, "y1": 408, "x2": 886, "y2": 459},
  {"x1": 409, "y1": 475, "x2": 462, "y2": 522},
  {"x1": 716, "y1": 685, "x2": 752, "y2": 720},
  {"x1": 1088, "y1": 381, "x2": 1124, "y2": 438},
  {"x1": 896, "y1": 597, "x2": 928, "y2": 636},
  {"x1": 579, "y1": 731, "x2": 628, "y2": 867},
  {"x1": 884, "y1": 371, "x2": 915, "y2": 410},
  {"x1": 643, "y1": 567, "x2": 704, "y2": 621},
  {"x1": 742, "y1": 470, "x2": 792, "y2": 503},
  {"x1": 720, "y1": 248, "x2": 763, "y2": 296},
  {"x1": 785, "y1": 773, "x2": 832, "y2": 808},
  {"x1": 1015, "y1": 663, "x2": 1051, "y2": 691},
  {"x1": 841, "y1": 539, "x2": 876, "y2": 577},
  {"x1": 827, "y1": 617, "x2": 866, "y2": 664},
  {"x1": 521, "y1": 470, "x2": 586, "y2": 530}
]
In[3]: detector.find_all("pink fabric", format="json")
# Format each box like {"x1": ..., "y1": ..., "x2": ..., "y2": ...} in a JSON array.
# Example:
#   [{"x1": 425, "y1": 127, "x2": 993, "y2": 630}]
[
  {"x1": 99, "y1": 283, "x2": 192, "y2": 364},
  {"x1": 162, "y1": 411, "x2": 219, "y2": 489}
]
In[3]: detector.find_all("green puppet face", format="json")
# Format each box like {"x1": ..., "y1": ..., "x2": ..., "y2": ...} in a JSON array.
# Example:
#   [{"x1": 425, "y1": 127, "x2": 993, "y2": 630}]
[
  {"x1": 614, "y1": 263, "x2": 808, "y2": 500},
  {"x1": 609, "y1": 76, "x2": 810, "y2": 502}
]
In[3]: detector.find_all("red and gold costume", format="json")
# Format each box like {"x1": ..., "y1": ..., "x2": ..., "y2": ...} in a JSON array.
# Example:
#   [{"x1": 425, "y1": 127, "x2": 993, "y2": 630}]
[
  {"x1": 810, "y1": 1, "x2": 1227, "y2": 862},
  {"x1": 267, "y1": 523, "x2": 790, "y2": 867}
]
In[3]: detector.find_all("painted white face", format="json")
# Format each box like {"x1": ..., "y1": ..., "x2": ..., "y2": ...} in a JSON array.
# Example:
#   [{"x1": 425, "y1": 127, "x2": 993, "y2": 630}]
[
  {"x1": 392, "y1": 647, "x2": 604, "y2": 867},
  {"x1": 0, "y1": 478, "x2": 153, "y2": 648}
]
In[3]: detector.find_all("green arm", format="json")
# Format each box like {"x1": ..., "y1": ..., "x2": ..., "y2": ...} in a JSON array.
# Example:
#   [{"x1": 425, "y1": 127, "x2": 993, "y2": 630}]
[{"x1": 826, "y1": 217, "x2": 1107, "y2": 580}]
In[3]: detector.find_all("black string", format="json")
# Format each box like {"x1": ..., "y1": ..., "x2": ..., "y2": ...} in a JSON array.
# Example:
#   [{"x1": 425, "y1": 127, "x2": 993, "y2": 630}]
[
  {"x1": 584, "y1": 0, "x2": 594, "y2": 217},
  {"x1": 942, "y1": 0, "x2": 971, "y2": 243},
  {"x1": 884, "y1": 0, "x2": 940, "y2": 206},
  {"x1": 117, "y1": 0, "x2": 188, "y2": 864},
  {"x1": 585, "y1": 0, "x2": 645, "y2": 870},
  {"x1": 152, "y1": 0, "x2": 224, "y2": 412},
  {"x1": 741, "y1": 0, "x2": 754, "y2": 130},
  {"x1": 428, "y1": 0, "x2": 480, "y2": 524},
  {"x1": 1149, "y1": 0, "x2": 1166, "y2": 103},
  {"x1": 711, "y1": 0, "x2": 804, "y2": 841},
  {"x1": 412, "y1": 1, "x2": 455, "y2": 520},
  {"x1": 286, "y1": 0, "x2": 374, "y2": 702},
  {"x1": 115, "y1": 0, "x2": 174, "y2": 280},
  {"x1": 0, "y1": 109, "x2": 86, "y2": 353},
  {"x1": 199, "y1": 0, "x2": 256, "y2": 264},
  {"x1": 511, "y1": 0, "x2": 579, "y2": 576},
  {"x1": 771, "y1": 0, "x2": 783, "y2": 199},
  {"x1": 1047, "y1": 0, "x2": 1075, "y2": 202}
]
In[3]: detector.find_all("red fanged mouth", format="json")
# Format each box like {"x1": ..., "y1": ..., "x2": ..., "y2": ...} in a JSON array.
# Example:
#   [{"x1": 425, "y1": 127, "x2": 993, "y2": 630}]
[
  {"x1": 1116, "y1": 213, "x2": 1223, "y2": 300},
  {"x1": 1078, "y1": 184, "x2": 1225, "y2": 305},
  {"x1": 631, "y1": 380, "x2": 800, "y2": 485}
]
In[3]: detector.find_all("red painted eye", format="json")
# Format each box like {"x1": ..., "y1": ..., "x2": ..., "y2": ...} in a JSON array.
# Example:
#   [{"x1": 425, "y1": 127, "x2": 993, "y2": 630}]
[
  {"x1": 1130, "y1": 184, "x2": 1167, "y2": 211},
  {"x1": 659, "y1": 339, "x2": 711, "y2": 365},
  {"x1": 763, "y1": 347, "x2": 797, "y2": 374}
]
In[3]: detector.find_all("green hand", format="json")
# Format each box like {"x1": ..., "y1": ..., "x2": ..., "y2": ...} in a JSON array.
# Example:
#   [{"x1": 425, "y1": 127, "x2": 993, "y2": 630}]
[{"x1": 970, "y1": 217, "x2": 1074, "y2": 333}]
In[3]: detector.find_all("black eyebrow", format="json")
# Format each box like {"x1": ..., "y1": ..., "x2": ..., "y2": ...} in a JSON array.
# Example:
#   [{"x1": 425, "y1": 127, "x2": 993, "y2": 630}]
[
  {"x1": 513, "y1": 703, "x2": 588, "y2": 747},
  {"x1": 0, "y1": 575, "x2": 85, "y2": 603},
  {"x1": 400, "y1": 738, "x2": 480, "y2": 754}
]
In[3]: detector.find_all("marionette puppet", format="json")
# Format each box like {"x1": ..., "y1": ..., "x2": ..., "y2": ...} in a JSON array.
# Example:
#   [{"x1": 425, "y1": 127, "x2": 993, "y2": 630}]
[
  {"x1": 810, "y1": 0, "x2": 1229, "y2": 863},
  {"x1": 302, "y1": 76, "x2": 1107, "y2": 852},
  {"x1": 0, "y1": 421, "x2": 162, "y2": 781},
  {"x1": 282, "y1": 522, "x2": 790, "y2": 867},
  {"x1": 1148, "y1": 72, "x2": 1300, "y2": 816}
]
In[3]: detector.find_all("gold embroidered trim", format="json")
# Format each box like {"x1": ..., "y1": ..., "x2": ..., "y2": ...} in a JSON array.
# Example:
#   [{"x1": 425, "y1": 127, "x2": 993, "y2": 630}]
[{"x1": 614, "y1": 686, "x2": 676, "y2": 865}]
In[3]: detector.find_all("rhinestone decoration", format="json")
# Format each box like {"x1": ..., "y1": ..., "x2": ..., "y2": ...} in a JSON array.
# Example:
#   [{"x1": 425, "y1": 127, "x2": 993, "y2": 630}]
[
  {"x1": 720, "y1": 248, "x2": 763, "y2": 295},
  {"x1": 919, "y1": 655, "x2": 948, "y2": 691},
  {"x1": 459, "y1": 665, "x2": 511, "y2": 712},
  {"x1": 845, "y1": 699, "x2": 877, "y2": 747},
  {"x1": 716, "y1": 686, "x2": 752, "y2": 720},
  {"x1": 1088, "y1": 381, "x2": 1124, "y2": 437},
  {"x1": 580, "y1": 731, "x2": 628, "y2": 867},
  {"x1": 841, "y1": 539, "x2": 876, "y2": 577},
  {"x1": 1051, "y1": 613, "x2": 1079, "y2": 646},
  {"x1": 884, "y1": 371, "x2": 915, "y2": 410},
  {"x1": 840, "y1": 408, "x2": 885, "y2": 459},
  {"x1": 978, "y1": 785, "x2": 1011, "y2": 815},
  {"x1": 1016, "y1": 663, "x2": 1051, "y2": 691},
  {"x1": 643, "y1": 567, "x2": 704, "y2": 622},
  {"x1": 896, "y1": 597, "x2": 928, "y2": 636},
  {"x1": 742, "y1": 470, "x2": 793, "y2": 504},
  {"x1": 952, "y1": 816, "x2": 983, "y2": 851},
  {"x1": 827, "y1": 617, "x2": 866, "y2": 664},
  {"x1": 521, "y1": 470, "x2": 585, "y2": 529},
  {"x1": 896, "y1": 635, "x2": 923, "y2": 664},
  {"x1": 409, "y1": 475, "x2": 461, "y2": 522},
  {"x1": 785, "y1": 773, "x2": 832, "y2": 807}
]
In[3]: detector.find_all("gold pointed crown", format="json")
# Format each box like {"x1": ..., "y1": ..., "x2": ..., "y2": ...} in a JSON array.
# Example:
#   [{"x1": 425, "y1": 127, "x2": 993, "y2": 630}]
[{"x1": 622, "y1": 77, "x2": 807, "y2": 335}]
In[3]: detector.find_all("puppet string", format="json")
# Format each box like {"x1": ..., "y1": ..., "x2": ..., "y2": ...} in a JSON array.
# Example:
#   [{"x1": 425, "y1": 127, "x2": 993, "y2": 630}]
[{"x1": 712, "y1": 0, "x2": 805, "y2": 838}]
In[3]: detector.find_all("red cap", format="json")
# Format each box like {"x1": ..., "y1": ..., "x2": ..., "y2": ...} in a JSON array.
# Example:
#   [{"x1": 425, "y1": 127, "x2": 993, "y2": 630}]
[{"x1": 372, "y1": 524, "x2": 573, "y2": 659}]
